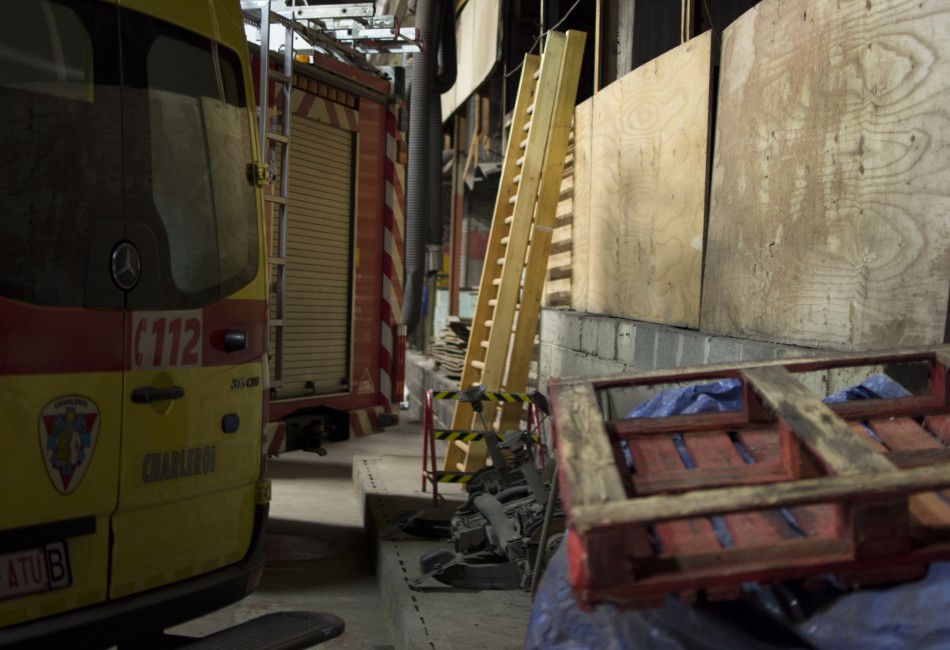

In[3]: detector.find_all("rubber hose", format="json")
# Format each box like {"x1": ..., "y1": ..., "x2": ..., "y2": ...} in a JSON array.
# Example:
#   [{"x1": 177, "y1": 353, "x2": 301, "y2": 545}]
[
  {"x1": 403, "y1": 0, "x2": 436, "y2": 334},
  {"x1": 473, "y1": 493, "x2": 519, "y2": 554}
]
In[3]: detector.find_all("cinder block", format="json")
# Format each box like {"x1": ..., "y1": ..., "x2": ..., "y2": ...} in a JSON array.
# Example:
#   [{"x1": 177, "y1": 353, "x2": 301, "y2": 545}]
[
  {"x1": 579, "y1": 317, "x2": 601, "y2": 356},
  {"x1": 827, "y1": 364, "x2": 884, "y2": 395},
  {"x1": 740, "y1": 339, "x2": 780, "y2": 362},
  {"x1": 707, "y1": 335, "x2": 742, "y2": 364},
  {"x1": 678, "y1": 329, "x2": 707, "y2": 366},
  {"x1": 617, "y1": 321, "x2": 636, "y2": 366},
  {"x1": 539, "y1": 345, "x2": 568, "y2": 386},
  {"x1": 596, "y1": 317, "x2": 619, "y2": 361},
  {"x1": 560, "y1": 349, "x2": 592, "y2": 379},
  {"x1": 794, "y1": 370, "x2": 829, "y2": 398},
  {"x1": 774, "y1": 344, "x2": 810, "y2": 360},
  {"x1": 594, "y1": 358, "x2": 626, "y2": 377},
  {"x1": 633, "y1": 325, "x2": 658, "y2": 371},
  {"x1": 538, "y1": 343, "x2": 554, "y2": 380},
  {"x1": 575, "y1": 354, "x2": 623, "y2": 378},
  {"x1": 655, "y1": 328, "x2": 682, "y2": 370},
  {"x1": 540, "y1": 307, "x2": 580, "y2": 350},
  {"x1": 539, "y1": 309, "x2": 557, "y2": 345}
]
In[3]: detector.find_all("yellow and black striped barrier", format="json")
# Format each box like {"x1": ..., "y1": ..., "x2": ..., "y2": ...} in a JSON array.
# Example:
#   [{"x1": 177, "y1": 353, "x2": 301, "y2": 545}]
[
  {"x1": 423, "y1": 388, "x2": 542, "y2": 504},
  {"x1": 432, "y1": 472, "x2": 478, "y2": 484},
  {"x1": 433, "y1": 429, "x2": 503, "y2": 442},
  {"x1": 430, "y1": 390, "x2": 534, "y2": 403},
  {"x1": 433, "y1": 429, "x2": 539, "y2": 443}
]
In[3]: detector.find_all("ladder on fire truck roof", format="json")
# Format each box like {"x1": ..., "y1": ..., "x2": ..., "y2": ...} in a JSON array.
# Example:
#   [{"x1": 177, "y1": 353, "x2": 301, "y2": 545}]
[
  {"x1": 240, "y1": 1, "x2": 419, "y2": 389},
  {"x1": 244, "y1": 2, "x2": 422, "y2": 59},
  {"x1": 243, "y1": 0, "x2": 294, "y2": 389},
  {"x1": 443, "y1": 30, "x2": 586, "y2": 474}
]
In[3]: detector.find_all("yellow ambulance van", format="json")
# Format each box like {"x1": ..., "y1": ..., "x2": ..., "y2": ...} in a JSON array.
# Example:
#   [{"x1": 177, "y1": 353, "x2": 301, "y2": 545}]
[{"x1": 0, "y1": 1, "x2": 338, "y2": 647}]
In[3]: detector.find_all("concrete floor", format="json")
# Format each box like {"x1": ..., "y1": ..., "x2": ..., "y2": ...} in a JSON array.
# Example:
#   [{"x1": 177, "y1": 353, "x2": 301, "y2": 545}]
[{"x1": 167, "y1": 414, "x2": 531, "y2": 649}]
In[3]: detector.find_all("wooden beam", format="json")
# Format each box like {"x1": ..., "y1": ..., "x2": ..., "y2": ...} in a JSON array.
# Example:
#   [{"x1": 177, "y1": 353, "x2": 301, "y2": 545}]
[
  {"x1": 742, "y1": 366, "x2": 897, "y2": 475},
  {"x1": 552, "y1": 381, "x2": 628, "y2": 511},
  {"x1": 572, "y1": 464, "x2": 950, "y2": 533}
]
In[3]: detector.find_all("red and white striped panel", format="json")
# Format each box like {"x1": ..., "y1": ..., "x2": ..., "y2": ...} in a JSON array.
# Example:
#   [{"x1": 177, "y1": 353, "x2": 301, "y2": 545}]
[
  {"x1": 291, "y1": 92, "x2": 359, "y2": 131},
  {"x1": 350, "y1": 405, "x2": 385, "y2": 438},
  {"x1": 286, "y1": 76, "x2": 360, "y2": 132},
  {"x1": 380, "y1": 103, "x2": 406, "y2": 411}
]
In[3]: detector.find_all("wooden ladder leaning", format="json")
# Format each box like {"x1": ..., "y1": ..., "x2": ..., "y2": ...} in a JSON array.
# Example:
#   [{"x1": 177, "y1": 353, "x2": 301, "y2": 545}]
[{"x1": 443, "y1": 30, "x2": 587, "y2": 474}]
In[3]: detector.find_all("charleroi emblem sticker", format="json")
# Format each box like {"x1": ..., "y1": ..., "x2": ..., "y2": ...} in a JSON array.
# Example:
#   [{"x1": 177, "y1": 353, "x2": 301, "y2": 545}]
[{"x1": 39, "y1": 396, "x2": 100, "y2": 494}]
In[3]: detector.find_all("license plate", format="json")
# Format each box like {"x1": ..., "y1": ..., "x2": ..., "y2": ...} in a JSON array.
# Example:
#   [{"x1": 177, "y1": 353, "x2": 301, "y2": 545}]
[{"x1": 0, "y1": 542, "x2": 71, "y2": 602}]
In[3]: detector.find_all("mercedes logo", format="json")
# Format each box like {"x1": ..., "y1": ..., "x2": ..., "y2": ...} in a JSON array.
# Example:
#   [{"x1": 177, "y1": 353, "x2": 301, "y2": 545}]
[{"x1": 111, "y1": 241, "x2": 141, "y2": 291}]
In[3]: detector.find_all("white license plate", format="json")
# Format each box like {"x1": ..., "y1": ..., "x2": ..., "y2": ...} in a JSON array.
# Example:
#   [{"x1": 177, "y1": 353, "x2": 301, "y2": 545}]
[{"x1": 0, "y1": 542, "x2": 71, "y2": 602}]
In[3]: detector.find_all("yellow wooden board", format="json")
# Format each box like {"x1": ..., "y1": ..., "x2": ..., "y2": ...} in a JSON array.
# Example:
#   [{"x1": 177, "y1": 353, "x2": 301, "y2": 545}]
[
  {"x1": 702, "y1": 0, "x2": 950, "y2": 350},
  {"x1": 574, "y1": 32, "x2": 711, "y2": 327}
]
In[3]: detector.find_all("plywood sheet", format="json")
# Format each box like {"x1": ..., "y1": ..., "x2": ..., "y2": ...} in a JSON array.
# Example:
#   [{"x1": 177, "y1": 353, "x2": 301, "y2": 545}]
[
  {"x1": 570, "y1": 97, "x2": 593, "y2": 312},
  {"x1": 577, "y1": 32, "x2": 711, "y2": 327},
  {"x1": 440, "y1": 0, "x2": 501, "y2": 118},
  {"x1": 703, "y1": 0, "x2": 950, "y2": 350},
  {"x1": 585, "y1": 78, "x2": 623, "y2": 316}
]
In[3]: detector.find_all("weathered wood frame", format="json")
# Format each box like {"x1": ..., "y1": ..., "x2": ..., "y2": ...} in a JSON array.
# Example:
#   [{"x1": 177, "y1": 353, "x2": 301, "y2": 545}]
[{"x1": 550, "y1": 344, "x2": 950, "y2": 608}]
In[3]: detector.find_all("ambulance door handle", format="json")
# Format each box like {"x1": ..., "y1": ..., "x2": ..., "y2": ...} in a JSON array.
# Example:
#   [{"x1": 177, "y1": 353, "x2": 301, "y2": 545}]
[{"x1": 130, "y1": 386, "x2": 185, "y2": 404}]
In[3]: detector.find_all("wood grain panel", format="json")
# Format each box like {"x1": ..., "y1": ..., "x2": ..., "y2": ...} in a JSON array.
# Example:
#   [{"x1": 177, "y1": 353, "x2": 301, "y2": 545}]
[
  {"x1": 703, "y1": 0, "x2": 950, "y2": 350},
  {"x1": 574, "y1": 32, "x2": 711, "y2": 326},
  {"x1": 616, "y1": 31, "x2": 710, "y2": 327},
  {"x1": 586, "y1": 78, "x2": 623, "y2": 314},
  {"x1": 570, "y1": 98, "x2": 593, "y2": 312}
]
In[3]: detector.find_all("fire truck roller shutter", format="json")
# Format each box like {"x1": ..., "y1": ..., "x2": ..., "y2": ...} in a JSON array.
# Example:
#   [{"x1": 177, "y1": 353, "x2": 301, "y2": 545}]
[{"x1": 272, "y1": 105, "x2": 355, "y2": 396}]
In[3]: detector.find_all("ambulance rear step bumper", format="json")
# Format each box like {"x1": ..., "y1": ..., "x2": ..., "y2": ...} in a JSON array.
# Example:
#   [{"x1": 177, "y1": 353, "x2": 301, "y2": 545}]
[{"x1": 160, "y1": 611, "x2": 345, "y2": 649}]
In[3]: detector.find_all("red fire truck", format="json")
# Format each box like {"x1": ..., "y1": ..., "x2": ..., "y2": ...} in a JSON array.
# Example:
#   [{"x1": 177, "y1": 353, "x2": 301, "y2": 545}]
[{"x1": 247, "y1": 4, "x2": 409, "y2": 457}]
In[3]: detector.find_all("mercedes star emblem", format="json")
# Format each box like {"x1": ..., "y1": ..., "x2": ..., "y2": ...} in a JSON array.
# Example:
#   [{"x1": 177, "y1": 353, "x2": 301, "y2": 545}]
[{"x1": 111, "y1": 241, "x2": 142, "y2": 291}]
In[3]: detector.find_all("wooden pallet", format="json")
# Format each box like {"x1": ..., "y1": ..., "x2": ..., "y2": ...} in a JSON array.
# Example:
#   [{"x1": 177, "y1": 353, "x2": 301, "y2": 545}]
[{"x1": 548, "y1": 345, "x2": 950, "y2": 609}]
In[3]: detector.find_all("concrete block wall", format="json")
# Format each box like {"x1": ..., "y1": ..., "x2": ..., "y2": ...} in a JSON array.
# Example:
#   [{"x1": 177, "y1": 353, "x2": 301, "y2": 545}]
[
  {"x1": 405, "y1": 311, "x2": 887, "y2": 429},
  {"x1": 404, "y1": 351, "x2": 458, "y2": 431},
  {"x1": 538, "y1": 308, "x2": 885, "y2": 415}
]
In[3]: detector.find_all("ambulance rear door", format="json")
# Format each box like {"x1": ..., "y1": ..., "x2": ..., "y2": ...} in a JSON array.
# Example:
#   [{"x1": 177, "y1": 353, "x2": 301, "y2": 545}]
[
  {"x1": 0, "y1": 0, "x2": 124, "y2": 627},
  {"x1": 106, "y1": 2, "x2": 266, "y2": 599}
]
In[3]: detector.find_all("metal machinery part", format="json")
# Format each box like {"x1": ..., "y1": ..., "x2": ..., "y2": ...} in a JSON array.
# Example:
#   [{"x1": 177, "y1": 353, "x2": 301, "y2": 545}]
[{"x1": 401, "y1": 389, "x2": 564, "y2": 591}]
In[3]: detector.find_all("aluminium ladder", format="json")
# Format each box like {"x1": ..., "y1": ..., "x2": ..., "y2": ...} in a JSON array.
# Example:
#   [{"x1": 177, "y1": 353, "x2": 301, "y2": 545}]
[
  {"x1": 443, "y1": 30, "x2": 587, "y2": 473},
  {"x1": 243, "y1": 1, "x2": 294, "y2": 389}
]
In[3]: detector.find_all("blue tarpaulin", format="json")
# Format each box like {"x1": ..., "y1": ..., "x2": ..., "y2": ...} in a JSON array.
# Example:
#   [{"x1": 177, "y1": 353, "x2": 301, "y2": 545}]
[{"x1": 527, "y1": 375, "x2": 950, "y2": 649}]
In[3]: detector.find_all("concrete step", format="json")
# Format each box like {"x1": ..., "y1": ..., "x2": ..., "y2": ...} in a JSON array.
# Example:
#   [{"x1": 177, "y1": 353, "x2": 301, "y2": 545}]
[{"x1": 354, "y1": 455, "x2": 531, "y2": 650}]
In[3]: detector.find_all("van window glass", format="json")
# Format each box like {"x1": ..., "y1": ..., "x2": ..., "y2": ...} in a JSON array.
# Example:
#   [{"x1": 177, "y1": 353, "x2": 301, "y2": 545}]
[
  {"x1": 0, "y1": 3, "x2": 257, "y2": 310},
  {"x1": 0, "y1": 1, "x2": 121, "y2": 307},
  {"x1": 122, "y1": 13, "x2": 258, "y2": 309}
]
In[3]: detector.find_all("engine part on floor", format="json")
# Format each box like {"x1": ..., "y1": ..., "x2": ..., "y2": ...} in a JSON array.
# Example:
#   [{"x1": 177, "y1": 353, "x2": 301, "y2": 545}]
[
  {"x1": 406, "y1": 489, "x2": 565, "y2": 591},
  {"x1": 381, "y1": 509, "x2": 452, "y2": 541},
  {"x1": 413, "y1": 549, "x2": 522, "y2": 590},
  {"x1": 405, "y1": 388, "x2": 564, "y2": 590},
  {"x1": 421, "y1": 385, "x2": 548, "y2": 504}
]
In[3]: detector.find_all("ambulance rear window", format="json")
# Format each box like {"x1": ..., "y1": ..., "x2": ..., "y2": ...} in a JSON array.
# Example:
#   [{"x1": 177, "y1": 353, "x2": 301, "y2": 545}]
[
  {"x1": 0, "y1": 0, "x2": 120, "y2": 307},
  {"x1": 0, "y1": 2, "x2": 258, "y2": 310},
  {"x1": 122, "y1": 16, "x2": 258, "y2": 308}
]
